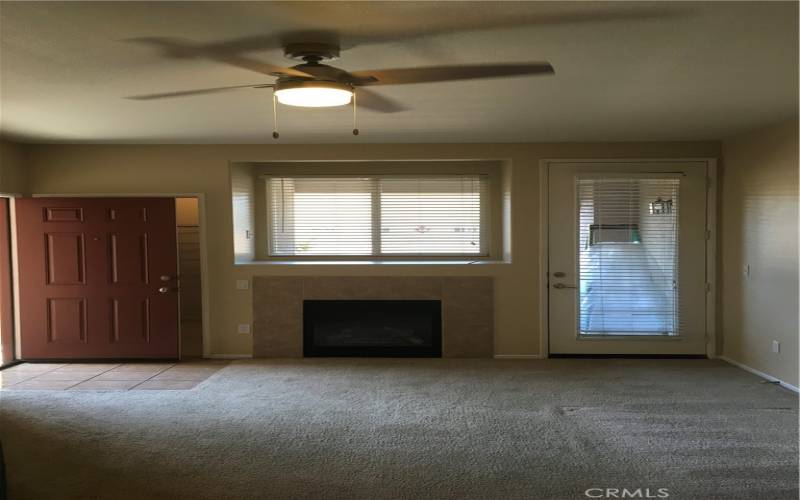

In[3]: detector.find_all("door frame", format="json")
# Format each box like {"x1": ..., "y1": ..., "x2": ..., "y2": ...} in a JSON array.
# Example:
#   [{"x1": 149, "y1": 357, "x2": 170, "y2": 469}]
[
  {"x1": 538, "y1": 158, "x2": 718, "y2": 358},
  {"x1": 26, "y1": 193, "x2": 211, "y2": 358},
  {"x1": 0, "y1": 192, "x2": 22, "y2": 366}
]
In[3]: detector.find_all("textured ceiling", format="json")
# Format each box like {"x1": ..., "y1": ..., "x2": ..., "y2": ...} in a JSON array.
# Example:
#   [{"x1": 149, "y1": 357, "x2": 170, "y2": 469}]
[{"x1": 0, "y1": 1, "x2": 797, "y2": 143}]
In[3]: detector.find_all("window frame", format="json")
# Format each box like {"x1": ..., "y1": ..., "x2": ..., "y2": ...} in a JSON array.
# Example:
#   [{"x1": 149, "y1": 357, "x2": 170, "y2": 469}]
[{"x1": 262, "y1": 173, "x2": 494, "y2": 260}]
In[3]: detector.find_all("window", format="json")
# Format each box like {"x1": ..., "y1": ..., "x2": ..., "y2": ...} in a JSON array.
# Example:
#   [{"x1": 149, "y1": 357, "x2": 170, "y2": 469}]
[
  {"x1": 267, "y1": 175, "x2": 488, "y2": 257},
  {"x1": 577, "y1": 177, "x2": 680, "y2": 336}
]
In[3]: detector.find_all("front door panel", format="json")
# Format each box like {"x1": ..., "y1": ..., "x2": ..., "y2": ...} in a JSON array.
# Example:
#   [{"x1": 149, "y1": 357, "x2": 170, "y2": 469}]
[{"x1": 17, "y1": 198, "x2": 179, "y2": 359}]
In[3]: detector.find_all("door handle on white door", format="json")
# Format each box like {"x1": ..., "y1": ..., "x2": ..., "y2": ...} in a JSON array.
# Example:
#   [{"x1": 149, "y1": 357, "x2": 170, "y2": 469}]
[{"x1": 552, "y1": 283, "x2": 577, "y2": 289}]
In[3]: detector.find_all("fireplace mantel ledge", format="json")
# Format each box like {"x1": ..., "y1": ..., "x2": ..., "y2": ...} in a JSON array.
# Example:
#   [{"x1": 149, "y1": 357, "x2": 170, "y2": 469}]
[{"x1": 237, "y1": 259, "x2": 510, "y2": 266}]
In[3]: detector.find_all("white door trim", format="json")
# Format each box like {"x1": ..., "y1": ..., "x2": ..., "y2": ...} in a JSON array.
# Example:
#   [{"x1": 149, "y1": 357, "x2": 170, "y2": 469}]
[
  {"x1": 29, "y1": 192, "x2": 212, "y2": 358},
  {"x1": 705, "y1": 160, "x2": 718, "y2": 358},
  {"x1": 538, "y1": 158, "x2": 718, "y2": 358}
]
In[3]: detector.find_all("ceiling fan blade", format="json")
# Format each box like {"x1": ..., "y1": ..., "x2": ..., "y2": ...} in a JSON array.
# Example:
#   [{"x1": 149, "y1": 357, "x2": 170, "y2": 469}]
[
  {"x1": 127, "y1": 37, "x2": 313, "y2": 78},
  {"x1": 354, "y1": 88, "x2": 407, "y2": 113},
  {"x1": 197, "y1": 30, "x2": 341, "y2": 55},
  {"x1": 347, "y1": 63, "x2": 554, "y2": 86},
  {"x1": 208, "y1": 53, "x2": 312, "y2": 78},
  {"x1": 199, "y1": 4, "x2": 688, "y2": 55},
  {"x1": 126, "y1": 84, "x2": 272, "y2": 101}
]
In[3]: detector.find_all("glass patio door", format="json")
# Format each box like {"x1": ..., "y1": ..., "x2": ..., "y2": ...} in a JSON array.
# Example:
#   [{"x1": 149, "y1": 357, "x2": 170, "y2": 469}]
[{"x1": 547, "y1": 162, "x2": 708, "y2": 355}]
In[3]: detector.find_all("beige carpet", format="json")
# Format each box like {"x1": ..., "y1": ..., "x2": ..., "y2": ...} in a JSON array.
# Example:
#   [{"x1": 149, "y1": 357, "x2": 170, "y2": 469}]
[{"x1": 0, "y1": 359, "x2": 797, "y2": 500}]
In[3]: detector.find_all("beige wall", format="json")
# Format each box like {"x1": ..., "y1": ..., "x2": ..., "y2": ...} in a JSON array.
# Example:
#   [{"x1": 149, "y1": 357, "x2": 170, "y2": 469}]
[
  {"x1": 721, "y1": 120, "x2": 799, "y2": 386},
  {"x1": 23, "y1": 142, "x2": 720, "y2": 356},
  {"x1": 0, "y1": 140, "x2": 29, "y2": 194}
]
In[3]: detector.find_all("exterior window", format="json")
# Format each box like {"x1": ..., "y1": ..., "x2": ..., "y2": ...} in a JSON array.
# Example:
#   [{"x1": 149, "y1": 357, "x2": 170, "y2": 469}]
[{"x1": 267, "y1": 175, "x2": 488, "y2": 257}]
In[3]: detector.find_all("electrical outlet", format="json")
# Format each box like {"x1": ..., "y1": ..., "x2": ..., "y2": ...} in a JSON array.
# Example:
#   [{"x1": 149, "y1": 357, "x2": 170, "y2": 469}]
[
  {"x1": 236, "y1": 279, "x2": 250, "y2": 290},
  {"x1": 772, "y1": 340, "x2": 780, "y2": 354},
  {"x1": 237, "y1": 324, "x2": 251, "y2": 335}
]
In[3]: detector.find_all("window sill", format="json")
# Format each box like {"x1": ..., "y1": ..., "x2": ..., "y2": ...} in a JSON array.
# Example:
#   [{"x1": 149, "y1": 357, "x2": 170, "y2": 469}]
[{"x1": 234, "y1": 259, "x2": 510, "y2": 266}]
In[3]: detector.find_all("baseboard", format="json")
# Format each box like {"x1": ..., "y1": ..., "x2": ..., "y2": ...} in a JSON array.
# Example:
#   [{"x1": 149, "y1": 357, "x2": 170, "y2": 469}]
[
  {"x1": 204, "y1": 354, "x2": 253, "y2": 360},
  {"x1": 493, "y1": 354, "x2": 543, "y2": 359},
  {"x1": 550, "y1": 353, "x2": 706, "y2": 359},
  {"x1": 719, "y1": 356, "x2": 799, "y2": 393}
]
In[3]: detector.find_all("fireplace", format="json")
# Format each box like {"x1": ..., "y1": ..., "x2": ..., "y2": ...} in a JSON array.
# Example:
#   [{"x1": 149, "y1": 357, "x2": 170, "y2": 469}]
[{"x1": 303, "y1": 300, "x2": 442, "y2": 357}]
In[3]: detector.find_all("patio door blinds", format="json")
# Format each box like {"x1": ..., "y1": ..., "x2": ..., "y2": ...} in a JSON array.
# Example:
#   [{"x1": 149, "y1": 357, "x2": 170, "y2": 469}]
[
  {"x1": 576, "y1": 177, "x2": 680, "y2": 336},
  {"x1": 267, "y1": 175, "x2": 487, "y2": 257}
]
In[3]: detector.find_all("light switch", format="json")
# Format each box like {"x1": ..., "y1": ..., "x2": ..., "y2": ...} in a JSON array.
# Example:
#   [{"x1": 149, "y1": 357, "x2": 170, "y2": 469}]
[
  {"x1": 236, "y1": 279, "x2": 250, "y2": 290},
  {"x1": 237, "y1": 324, "x2": 251, "y2": 335},
  {"x1": 772, "y1": 340, "x2": 780, "y2": 354},
  {"x1": 743, "y1": 264, "x2": 750, "y2": 278}
]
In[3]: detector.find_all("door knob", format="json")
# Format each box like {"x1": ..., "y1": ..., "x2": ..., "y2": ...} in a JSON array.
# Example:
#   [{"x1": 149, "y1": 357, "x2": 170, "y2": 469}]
[
  {"x1": 552, "y1": 283, "x2": 577, "y2": 289},
  {"x1": 553, "y1": 272, "x2": 566, "y2": 278},
  {"x1": 160, "y1": 275, "x2": 178, "y2": 281},
  {"x1": 158, "y1": 286, "x2": 179, "y2": 293}
]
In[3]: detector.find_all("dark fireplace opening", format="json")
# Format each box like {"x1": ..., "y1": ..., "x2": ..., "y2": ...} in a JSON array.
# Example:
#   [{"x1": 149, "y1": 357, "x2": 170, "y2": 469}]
[{"x1": 303, "y1": 300, "x2": 442, "y2": 357}]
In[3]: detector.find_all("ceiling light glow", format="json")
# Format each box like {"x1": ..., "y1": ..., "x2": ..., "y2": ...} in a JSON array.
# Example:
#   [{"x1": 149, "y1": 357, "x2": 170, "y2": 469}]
[{"x1": 274, "y1": 81, "x2": 353, "y2": 107}]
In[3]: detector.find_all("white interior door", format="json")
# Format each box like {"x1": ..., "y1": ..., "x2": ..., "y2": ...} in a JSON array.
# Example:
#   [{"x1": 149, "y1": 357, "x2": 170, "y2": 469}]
[{"x1": 548, "y1": 162, "x2": 708, "y2": 355}]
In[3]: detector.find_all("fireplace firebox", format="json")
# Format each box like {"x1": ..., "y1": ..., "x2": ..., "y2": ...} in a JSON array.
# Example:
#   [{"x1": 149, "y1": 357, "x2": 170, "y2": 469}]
[{"x1": 303, "y1": 300, "x2": 442, "y2": 357}]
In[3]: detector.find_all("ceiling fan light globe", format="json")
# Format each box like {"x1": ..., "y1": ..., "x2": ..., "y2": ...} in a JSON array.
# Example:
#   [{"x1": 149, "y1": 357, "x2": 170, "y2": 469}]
[{"x1": 274, "y1": 81, "x2": 352, "y2": 107}]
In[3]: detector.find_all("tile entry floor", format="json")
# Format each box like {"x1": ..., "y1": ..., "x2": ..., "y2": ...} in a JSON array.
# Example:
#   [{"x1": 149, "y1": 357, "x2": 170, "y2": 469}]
[{"x1": 0, "y1": 361, "x2": 227, "y2": 390}]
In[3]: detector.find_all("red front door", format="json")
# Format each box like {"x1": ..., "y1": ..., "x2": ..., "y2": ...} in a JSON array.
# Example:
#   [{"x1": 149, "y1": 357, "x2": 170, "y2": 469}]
[{"x1": 16, "y1": 198, "x2": 179, "y2": 359}]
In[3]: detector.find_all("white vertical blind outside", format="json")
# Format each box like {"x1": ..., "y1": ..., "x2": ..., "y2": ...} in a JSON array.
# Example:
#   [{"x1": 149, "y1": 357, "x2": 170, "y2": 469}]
[
  {"x1": 267, "y1": 175, "x2": 487, "y2": 256},
  {"x1": 577, "y1": 178, "x2": 680, "y2": 335}
]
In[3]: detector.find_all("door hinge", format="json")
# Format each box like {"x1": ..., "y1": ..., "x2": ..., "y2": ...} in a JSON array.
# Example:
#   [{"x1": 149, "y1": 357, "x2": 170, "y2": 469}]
[
  {"x1": 706, "y1": 177, "x2": 712, "y2": 190},
  {"x1": 706, "y1": 282, "x2": 712, "y2": 293},
  {"x1": 705, "y1": 230, "x2": 712, "y2": 240}
]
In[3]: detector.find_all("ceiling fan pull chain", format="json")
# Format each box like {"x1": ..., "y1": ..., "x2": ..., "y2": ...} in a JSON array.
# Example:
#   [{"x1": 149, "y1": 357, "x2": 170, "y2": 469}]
[
  {"x1": 352, "y1": 88, "x2": 359, "y2": 136},
  {"x1": 272, "y1": 90, "x2": 280, "y2": 140}
]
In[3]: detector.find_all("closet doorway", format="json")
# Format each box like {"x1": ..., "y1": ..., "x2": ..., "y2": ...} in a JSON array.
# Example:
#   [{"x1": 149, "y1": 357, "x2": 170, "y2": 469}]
[{"x1": 176, "y1": 197, "x2": 204, "y2": 359}]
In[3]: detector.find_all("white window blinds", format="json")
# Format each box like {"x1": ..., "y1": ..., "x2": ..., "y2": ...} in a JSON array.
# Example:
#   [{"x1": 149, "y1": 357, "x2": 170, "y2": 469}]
[
  {"x1": 231, "y1": 168, "x2": 256, "y2": 261},
  {"x1": 380, "y1": 176, "x2": 484, "y2": 254},
  {"x1": 268, "y1": 177, "x2": 374, "y2": 256},
  {"x1": 577, "y1": 177, "x2": 680, "y2": 336},
  {"x1": 267, "y1": 175, "x2": 488, "y2": 257}
]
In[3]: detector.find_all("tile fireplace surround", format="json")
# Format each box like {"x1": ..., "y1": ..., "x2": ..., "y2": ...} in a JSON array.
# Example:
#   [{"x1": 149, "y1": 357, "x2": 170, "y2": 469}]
[{"x1": 253, "y1": 277, "x2": 494, "y2": 358}]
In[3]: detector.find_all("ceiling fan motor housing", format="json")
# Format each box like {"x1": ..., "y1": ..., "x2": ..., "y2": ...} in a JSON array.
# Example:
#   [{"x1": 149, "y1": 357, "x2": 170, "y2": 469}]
[{"x1": 284, "y1": 43, "x2": 340, "y2": 62}]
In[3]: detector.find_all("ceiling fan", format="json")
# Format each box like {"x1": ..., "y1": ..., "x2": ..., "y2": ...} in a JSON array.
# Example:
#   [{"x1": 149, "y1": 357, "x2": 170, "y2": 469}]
[{"x1": 128, "y1": 40, "x2": 554, "y2": 136}]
